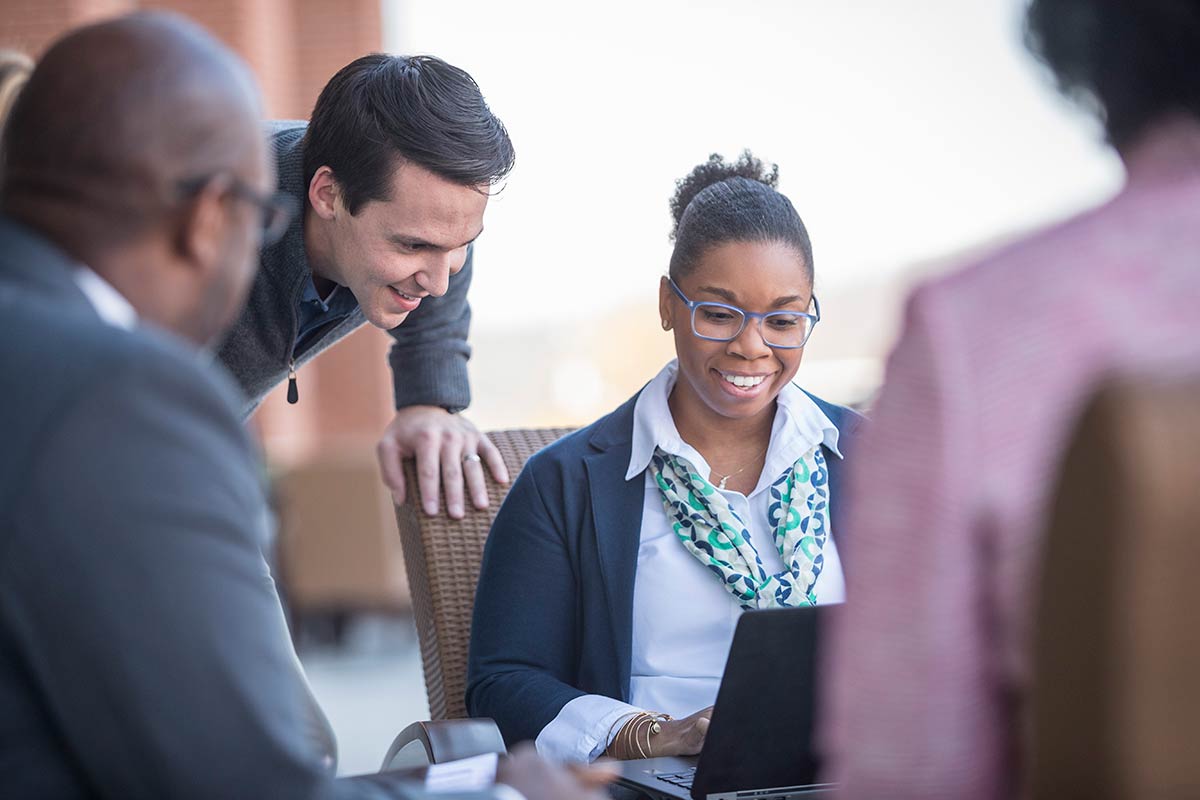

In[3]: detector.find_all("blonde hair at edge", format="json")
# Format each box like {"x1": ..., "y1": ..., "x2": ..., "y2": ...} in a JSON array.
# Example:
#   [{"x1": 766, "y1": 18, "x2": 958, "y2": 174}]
[{"x1": 0, "y1": 49, "x2": 34, "y2": 139}]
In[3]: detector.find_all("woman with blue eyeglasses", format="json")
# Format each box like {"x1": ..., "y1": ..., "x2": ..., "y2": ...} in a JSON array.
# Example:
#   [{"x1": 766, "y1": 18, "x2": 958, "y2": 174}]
[{"x1": 467, "y1": 152, "x2": 865, "y2": 763}]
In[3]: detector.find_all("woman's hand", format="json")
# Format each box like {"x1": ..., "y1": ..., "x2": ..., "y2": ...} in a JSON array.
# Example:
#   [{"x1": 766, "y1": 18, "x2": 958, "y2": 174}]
[
  {"x1": 606, "y1": 707, "x2": 714, "y2": 759},
  {"x1": 652, "y1": 706, "x2": 713, "y2": 757}
]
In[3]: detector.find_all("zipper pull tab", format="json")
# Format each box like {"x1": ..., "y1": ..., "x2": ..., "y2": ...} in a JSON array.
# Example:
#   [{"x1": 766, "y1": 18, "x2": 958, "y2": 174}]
[{"x1": 287, "y1": 362, "x2": 298, "y2": 405}]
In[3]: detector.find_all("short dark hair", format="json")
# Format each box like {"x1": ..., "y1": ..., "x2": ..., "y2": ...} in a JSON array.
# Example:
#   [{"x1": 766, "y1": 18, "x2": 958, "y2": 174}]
[
  {"x1": 302, "y1": 53, "x2": 515, "y2": 214},
  {"x1": 669, "y1": 150, "x2": 814, "y2": 282},
  {"x1": 1025, "y1": 0, "x2": 1200, "y2": 149}
]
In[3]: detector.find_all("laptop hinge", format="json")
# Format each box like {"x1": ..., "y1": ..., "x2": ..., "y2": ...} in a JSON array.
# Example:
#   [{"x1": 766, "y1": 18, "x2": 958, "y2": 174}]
[{"x1": 706, "y1": 783, "x2": 837, "y2": 799}]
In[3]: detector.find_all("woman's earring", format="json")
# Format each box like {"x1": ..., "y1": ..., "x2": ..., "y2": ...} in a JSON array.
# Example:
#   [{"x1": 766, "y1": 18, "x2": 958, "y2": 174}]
[{"x1": 661, "y1": 319, "x2": 671, "y2": 331}]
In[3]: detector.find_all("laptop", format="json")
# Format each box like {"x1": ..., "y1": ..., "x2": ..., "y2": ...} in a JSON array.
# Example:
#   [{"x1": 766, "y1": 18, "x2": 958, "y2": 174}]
[{"x1": 614, "y1": 606, "x2": 836, "y2": 799}]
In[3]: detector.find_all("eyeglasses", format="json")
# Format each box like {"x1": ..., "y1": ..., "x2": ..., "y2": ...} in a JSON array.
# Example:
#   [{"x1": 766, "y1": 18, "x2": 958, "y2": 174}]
[
  {"x1": 668, "y1": 276, "x2": 820, "y2": 349},
  {"x1": 178, "y1": 175, "x2": 295, "y2": 246}
]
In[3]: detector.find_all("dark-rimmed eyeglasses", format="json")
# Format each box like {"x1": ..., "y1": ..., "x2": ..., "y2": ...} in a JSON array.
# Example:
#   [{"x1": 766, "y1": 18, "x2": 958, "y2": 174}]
[
  {"x1": 668, "y1": 276, "x2": 820, "y2": 349},
  {"x1": 178, "y1": 176, "x2": 295, "y2": 246}
]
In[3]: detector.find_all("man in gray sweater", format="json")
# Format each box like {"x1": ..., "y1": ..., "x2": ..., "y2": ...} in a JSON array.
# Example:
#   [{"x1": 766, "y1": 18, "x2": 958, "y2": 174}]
[
  {"x1": 217, "y1": 54, "x2": 515, "y2": 519},
  {"x1": 0, "y1": 12, "x2": 605, "y2": 800}
]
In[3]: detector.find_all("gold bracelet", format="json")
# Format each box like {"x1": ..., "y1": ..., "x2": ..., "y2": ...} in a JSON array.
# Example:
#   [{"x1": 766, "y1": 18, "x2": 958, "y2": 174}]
[
  {"x1": 605, "y1": 711, "x2": 642, "y2": 759},
  {"x1": 607, "y1": 711, "x2": 672, "y2": 760},
  {"x1": 632, "y1": 716, "x2": 647, "y2": 759},
  {"x1": 638, "y1": 715, "x2": 654, "y2": 759},
  {"x1": 610, "y1": 712, "x2": 637, "y2": 760},
  {"x1": 604, "y1": 711, "x2": 639, "y2": 758},
  {"x1": 642, "y1": 712, "x2": 670, "y2": 758}
]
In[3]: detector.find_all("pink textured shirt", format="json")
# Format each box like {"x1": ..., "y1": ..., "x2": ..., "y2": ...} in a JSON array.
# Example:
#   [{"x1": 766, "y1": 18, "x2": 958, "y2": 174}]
[{"x1": 822, "y1": 120, "x2": 1200, "y2": 800}]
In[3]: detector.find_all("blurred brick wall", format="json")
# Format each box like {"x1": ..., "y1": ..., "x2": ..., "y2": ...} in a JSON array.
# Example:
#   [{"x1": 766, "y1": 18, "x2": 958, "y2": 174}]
[
  {"x1": 0, "y1": 0, "x2": 132, "y2": 54},
  {"x1": 0, "y1": 0, "x2": 395, "y2": 464}
]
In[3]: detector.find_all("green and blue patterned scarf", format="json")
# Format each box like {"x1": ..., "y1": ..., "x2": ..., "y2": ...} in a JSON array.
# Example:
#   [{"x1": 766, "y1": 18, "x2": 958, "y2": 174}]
[{"x1": 649, "y1": 445, "x2": 830, "y2": 610}]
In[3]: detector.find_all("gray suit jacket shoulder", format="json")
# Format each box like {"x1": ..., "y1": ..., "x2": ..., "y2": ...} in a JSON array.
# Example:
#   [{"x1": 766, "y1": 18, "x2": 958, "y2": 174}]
[
  {"x1": 215, "y1": 121, "x2": 474, "y2": 416},
  {"x1": 0, "y1": 217, "x2": 494, "y2": 800}
]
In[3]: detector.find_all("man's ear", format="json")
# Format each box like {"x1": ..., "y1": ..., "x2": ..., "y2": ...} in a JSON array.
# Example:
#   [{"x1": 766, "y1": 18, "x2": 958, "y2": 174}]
[
  {"x1": 308, "y1": 166, "x2": 340, "y2": 221},
  {"x1": 174, "y1": 176, "x2": 230, "y2": 277}
]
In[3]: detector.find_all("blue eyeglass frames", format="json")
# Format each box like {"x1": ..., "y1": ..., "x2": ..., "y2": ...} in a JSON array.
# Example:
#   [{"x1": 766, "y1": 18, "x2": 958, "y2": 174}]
[{"x1": 667, "y1": 276, "x2": 820, "y2": 350}]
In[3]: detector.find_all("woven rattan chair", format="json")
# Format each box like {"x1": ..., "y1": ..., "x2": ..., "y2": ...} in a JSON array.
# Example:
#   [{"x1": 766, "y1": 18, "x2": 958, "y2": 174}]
[
  {"x1": 381, "y1": 427, "x2": 574, "y2": 768},
  {"x1": 1030, "y1": 377, "x2": 1200, "y2": 799}
]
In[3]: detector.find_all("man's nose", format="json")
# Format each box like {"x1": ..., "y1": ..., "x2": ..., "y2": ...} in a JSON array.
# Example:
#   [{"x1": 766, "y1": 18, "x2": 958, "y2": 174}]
[{"x1": 415, "y1": 251, "x2": 457, "y2": 298}]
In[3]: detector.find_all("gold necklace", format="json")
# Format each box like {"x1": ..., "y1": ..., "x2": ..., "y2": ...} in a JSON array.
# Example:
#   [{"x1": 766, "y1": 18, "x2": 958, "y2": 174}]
[{"x1": 710, "y1": 443, "x2": 769, "y2": 490}]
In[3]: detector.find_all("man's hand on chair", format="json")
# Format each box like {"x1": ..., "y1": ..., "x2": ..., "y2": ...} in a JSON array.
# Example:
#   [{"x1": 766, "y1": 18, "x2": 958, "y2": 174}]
[
  {"x1": 376, "y1": 405, "x2": 509, "y2": 518},
  {"x1": 496, "y1": 744, "x2": 614, "y2": 800}
]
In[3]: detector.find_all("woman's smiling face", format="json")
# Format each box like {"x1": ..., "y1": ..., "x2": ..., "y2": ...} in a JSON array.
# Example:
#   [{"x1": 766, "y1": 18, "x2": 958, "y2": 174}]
[{"x1": 660, "y1": 239, "x2": 814, "y2": 426}]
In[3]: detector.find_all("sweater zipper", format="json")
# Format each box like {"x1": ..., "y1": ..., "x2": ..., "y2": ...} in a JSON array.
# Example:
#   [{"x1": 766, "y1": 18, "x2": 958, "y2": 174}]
[
  {"x1": 287, "y1": 313, "x2": 351, "y2": 406},
  {"x1": 287, "y1": 358, "x2": 298, "y2": 404},
  {"x1": 287, "y1": 275, "x2": 301, "y2": 404}
]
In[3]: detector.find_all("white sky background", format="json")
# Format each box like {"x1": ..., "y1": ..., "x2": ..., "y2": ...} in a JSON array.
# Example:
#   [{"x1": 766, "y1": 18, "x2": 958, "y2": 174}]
[{"x1": 382, "y1": 0, "x2": 1124, "y2": 332}]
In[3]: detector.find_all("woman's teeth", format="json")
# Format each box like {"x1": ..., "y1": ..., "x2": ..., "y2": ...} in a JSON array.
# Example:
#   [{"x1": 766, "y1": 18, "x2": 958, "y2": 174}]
[{"x1": 722, "y1": 373, "x2": 766, "y2": 388}]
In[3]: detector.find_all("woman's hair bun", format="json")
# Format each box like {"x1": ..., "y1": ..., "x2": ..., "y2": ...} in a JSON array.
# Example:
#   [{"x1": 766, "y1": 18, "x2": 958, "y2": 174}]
[{"x1": 669, "y1": 149, "x2": 780, "y2": 235}]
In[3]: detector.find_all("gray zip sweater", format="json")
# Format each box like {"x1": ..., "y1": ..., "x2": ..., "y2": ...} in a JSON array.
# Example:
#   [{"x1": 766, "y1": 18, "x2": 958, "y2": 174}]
[{"x1": 215, "y1": 122, "x2": 473, "y2": 417}]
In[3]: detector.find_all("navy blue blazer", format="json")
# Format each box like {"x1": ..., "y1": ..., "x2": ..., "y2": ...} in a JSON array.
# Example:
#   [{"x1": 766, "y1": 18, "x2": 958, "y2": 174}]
[{"x1": 466, "y1": 387, "x2": 865, "y2": 746}]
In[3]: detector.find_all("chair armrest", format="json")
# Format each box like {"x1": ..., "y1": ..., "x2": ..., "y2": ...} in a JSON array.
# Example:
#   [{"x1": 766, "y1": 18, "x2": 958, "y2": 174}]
[{"x1": 381, "y1": 718, "x2": 507, "y2": 771}]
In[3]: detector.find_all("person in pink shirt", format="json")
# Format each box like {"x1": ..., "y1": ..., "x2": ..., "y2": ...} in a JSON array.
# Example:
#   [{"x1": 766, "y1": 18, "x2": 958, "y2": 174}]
[{"x1": 820, "y1": 1, "x2": 1200, "y2": 797}]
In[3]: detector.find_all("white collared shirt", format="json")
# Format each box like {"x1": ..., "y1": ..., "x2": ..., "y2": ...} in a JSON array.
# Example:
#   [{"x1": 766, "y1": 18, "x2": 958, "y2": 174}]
[
  {"x1": 72, "y1": 266, "x2": 138, "y2": 330},
  {"x1": 536, "y1": 360, "x2": 846, "y2": 763}
]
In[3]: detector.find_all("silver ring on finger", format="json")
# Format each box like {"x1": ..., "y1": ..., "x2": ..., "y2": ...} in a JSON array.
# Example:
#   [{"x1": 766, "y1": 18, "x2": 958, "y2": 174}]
[{"x1": 462, "y1": 452, "x2": 482, "y2": 464}]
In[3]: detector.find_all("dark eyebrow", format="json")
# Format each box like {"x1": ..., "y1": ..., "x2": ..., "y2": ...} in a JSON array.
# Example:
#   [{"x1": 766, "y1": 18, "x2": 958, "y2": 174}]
[
  {"x1": 771, "y1": 294, "x2": 807, "y2": 308},
  {"x1": 696, "y1": 286, "x2": 810, "y2": 308},
  {"x1": 696, "y1": 285, "x2": 738, "y2": 303},
  {"x1": 387, "y1": 226, "x2": 484, "y2": 251}
]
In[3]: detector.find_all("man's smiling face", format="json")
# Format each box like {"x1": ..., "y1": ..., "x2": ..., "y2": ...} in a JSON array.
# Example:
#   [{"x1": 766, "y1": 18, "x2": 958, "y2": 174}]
[{"x1": 310, "y1": 160, "x2": 488, "y2": 330}]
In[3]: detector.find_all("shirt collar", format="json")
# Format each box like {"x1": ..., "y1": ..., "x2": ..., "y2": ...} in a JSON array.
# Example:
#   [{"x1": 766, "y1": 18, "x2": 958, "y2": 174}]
[
  {"x1": 72, "y1": 266, "x2": 138, "y2": 330},
  {"x1": 301, "y1": 273, "x2": 329, "y2": 309},
  {"x1": 626, "y1": 359, "x2": 842, "y2": 487},
  {"x1": 299, "y1": 272, "x2": 355, "y2": 310}
]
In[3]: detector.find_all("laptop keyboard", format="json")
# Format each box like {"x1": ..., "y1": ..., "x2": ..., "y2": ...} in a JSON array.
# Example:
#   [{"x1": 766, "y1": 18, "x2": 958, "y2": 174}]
[{"x1": 656, "y1": 767, "x2": 697, "y2": 790}]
